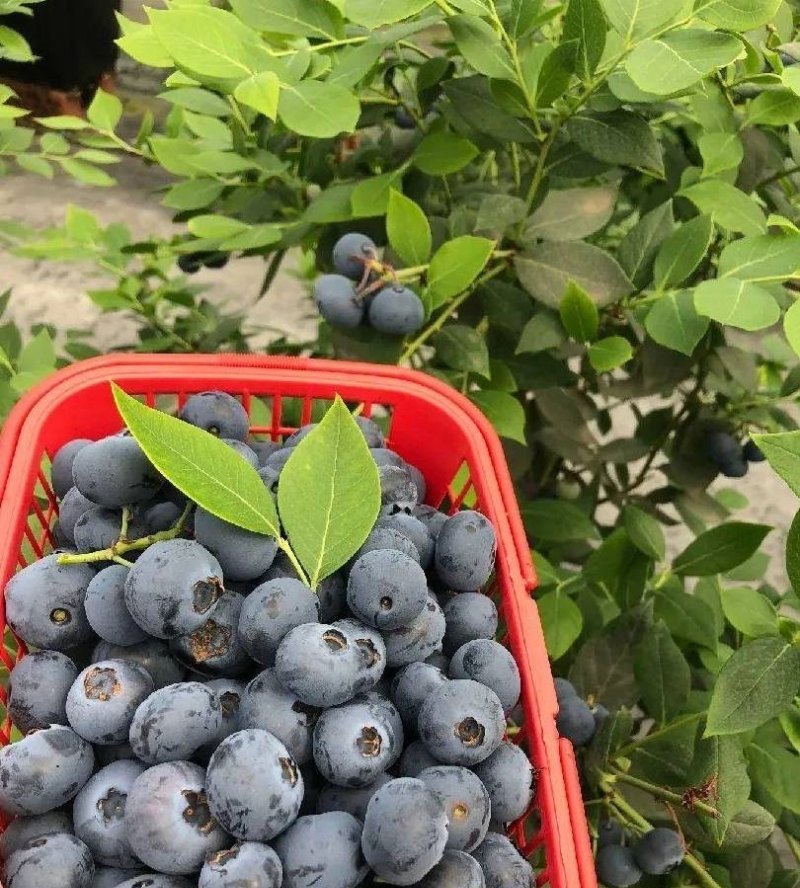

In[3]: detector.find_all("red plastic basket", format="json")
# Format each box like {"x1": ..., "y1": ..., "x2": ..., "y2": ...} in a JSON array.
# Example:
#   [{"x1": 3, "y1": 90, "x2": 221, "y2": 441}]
[{"x1": 0, "y1": 355, "x2": 595, "y2": 888}]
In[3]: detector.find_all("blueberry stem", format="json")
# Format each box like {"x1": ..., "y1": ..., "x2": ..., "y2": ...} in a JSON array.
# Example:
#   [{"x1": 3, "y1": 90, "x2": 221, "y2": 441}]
[
  {"x1": 608, "y1": 767, "x2": 721, "y2": 819},
  {"x1": 277, "y1": 537, "x2": 311, "y2": 589},
  {"x1": 119, "y1": 506, "x2": 131, "y2": 541},
  {"x1": 56, "y1": 502, "x2": 193, "y2": 566}
]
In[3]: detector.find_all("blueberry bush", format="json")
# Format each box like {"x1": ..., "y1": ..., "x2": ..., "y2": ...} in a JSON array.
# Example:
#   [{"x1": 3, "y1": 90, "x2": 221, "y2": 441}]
[{"x1": 1, "y1": 0, "x2": 800, "y2": 885}]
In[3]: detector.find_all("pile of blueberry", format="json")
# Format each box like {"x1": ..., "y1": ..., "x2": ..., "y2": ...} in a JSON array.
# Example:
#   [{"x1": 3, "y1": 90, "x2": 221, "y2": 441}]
[
  {"x1": 705, "y1": 431, "x2": 765, "y2": 478},
  {"x1": 0, "y1": 391, "x2": 537, "y2": 888},
  {"x1": 596, "y1": 821, "x2": 685, "y2": 887},
  {"x1": 313, "y1": 233, "x2": 426, "y2": 336}
]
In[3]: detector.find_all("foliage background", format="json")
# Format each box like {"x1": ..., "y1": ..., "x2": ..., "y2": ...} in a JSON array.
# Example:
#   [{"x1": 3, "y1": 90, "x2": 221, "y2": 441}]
[{"x1": 3, "y1": 0, "x2": 800, "y2": 885}]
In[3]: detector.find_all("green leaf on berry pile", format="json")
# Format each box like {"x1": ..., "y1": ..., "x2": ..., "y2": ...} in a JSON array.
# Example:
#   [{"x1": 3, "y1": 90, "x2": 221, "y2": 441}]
[
  {"x1": 469, "y1": 391, "x2": 527, "y2": 444},
  {"x1": 386, "y1": 190, "x2": 431, "y2": 267},
  {"x1": 537, "y1": 588, "x2": 583, "y2": 660},
  {"x1": 112, "y1": 384, "x2": 279, "y2": 537},
  {"x1": 653, "y1": 214, "x2": 714, "y2": 290},
  {"x1": 719, "y1": 587, "x2": 778, "y2": 638},
  {"x1": 705, "y1": 637, "x2": 800, "y2": 736},
  {"x1": 673, "y1": 522, "x2": 771, "y2": 576},
  {"x1": 634, "y1": 620, "x2": 690, "y2": 724},
  {"x1": 559, "y1": 280, "x2": 598, "y2": 342},
  {"x1": 427, "y1": 236, "x2": 494, "y2": 308},
  {"x1": 751, "y1": 431, "x2": 800, "y2": 498},
  {"x1": 588, "y1": 336, "x2": 633, "y2": 372},
  {"x1": 278, "y1": 396, "x2": 380, "y2": 588},
  {"x1": 689, "y1": 732, "x2": 751, "y2": 845},
  {"x1": 645, "y1": 290, "x2": 709, "y2": 356}
]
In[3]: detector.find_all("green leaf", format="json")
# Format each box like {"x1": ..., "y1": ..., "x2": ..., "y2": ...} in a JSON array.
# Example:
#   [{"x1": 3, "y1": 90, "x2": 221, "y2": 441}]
[
  {"x1": 427, "y1": 236, "x2": 494, "y2": 307},
  {"x1": 515, "y1": 243, "x2": 633, "y2": 309},
  {"x1": 720, "y1": 587, "x2": 778, "y2": 638},
  {"x1": 475, "y1": 195, "x2": 527, "y2": 235},
  {"x1": 599, "y1": 0, "x2": 686, "y2": 40},
  {"x1": 618, "y1": 201, "x2": 674, "y2": 289},
  {"x1": 412, "y1": 131, "x2": 479, "y2": 176},
  {"x1": 16, "y1": 329, "x2": 55, "y2": 374},
  {"x1": 234, "y1": 71, "x2": 280, "y2": 119},
  {"x1": 624, "y1": 505, "x2": 666, "y2": 561},
  {"x1": 784, "y1": 297, "x2": 800, "y2": 358},
  {"x1": 645, "y1": 290, "x2": 709, "y2": 356},
  {"x1": 747, "y1": 741, "x2": 800, "y2": 815},
  {"x1": 706, "y1": 638, "x2": 800, "y2": 736},
  {"x1": 443, "y1": 75, "x2": 536, "y2": 143},
  {"x1": 229, "y1": 0, "x2": 342, "y2": 39},
  {"x1": 516, "y1": 312, "x2": 565, "y2": 354},
  {"x1": 689, "y1": 733, "x2": 751, "y2": 844},
  {"x1": 386, "y1": 190, "x2": 431, "y2": 266},
  {"x1": 747, "y1": 90, "x2": 800, "y2": 127},
  {"x1": 626, "y1": 29, "x2": 744, "y2": 95},
  {"x1": 525, "y1": 185, "x2": 617, "y2": 242},
  {"x1": 787, "y1": 509, "x2": 800, "y2": 594},
  {"x1": 559, "y1": 280, "x2": 598, "y2": 343},
  {"x1": 278, "y1": 396, "x2": 380, "y2": 586},
  {"x1": 34, "y1": 115, "x2": 89, "y2": 131},
  {"x1": 345, "y1": 0, "x2": 432, "y2": 27},
  {"x1": 279, "y1": 80, "x2": 360, "y2": 138},
  {"x1": 679, "y1": 180, "x2": 765, "y2": 236},
  {"x1": 673, "y1": 522, "x2": 771, "y2": 576},
  {"x1": 696, "y1": 0, "x2": 781, "y2": 31},
  {"x1": 351, "y1": 172, "x2": 404, "y2": 218},
  {"x1": 16, "y1": 155, "x2": 52, "y2": 179},
  {"x1": 752, "y1": 431, "x2": 800, "y2": 498},
  {"x1": 654, "y1": 587, "x2": 720, "y2": 650},
  {"x1": 59, "y1": 159, "x2": 114, "y2": 187},
  {"x1": 449, "y1": 14, "x2": 515, "y2": 80},
  {"x1": 634, "y1": 621, "x2": 690, "y2": 724},
  {"x1": 536, "y1": 41, "x2": 579, "y2": 107},
  {"x1": 158, "y1": 88, "x2": 232, "y2": 117},
  {"x1": 718, "y1": 233, "x2": 800, "y2": 283},
  {"x1": 112, "y1": 384, "x2": 279, "y2": 537},
  {"x1": 87, "y1": 89, "x2": 123, "y2": 132},
  {"x1": 694, "y1": 278, "x2": 780, "y2": 332},
  {"x1": 699, "y1": 132, "x2": 744, "y2": 177},
  {"x1": 780, "y1": 706, "x2": 800, "y2": 754},
  {"x1": 0, "y1": 24, "x2": 34, "y2": 62},
  {"x1": 567, "y1": 111, "x2": 664, "y2": 177},
  {"x1": 588, "y1": 336, "x2": 634, "y2": 372},
  {"x1": 654, "y1": 214, "x2": 714, "y2": 290},
  {"x1": 434, "y1": 325, "x2": 490, "y2": 378},
  {"x1": 469, "y1": 390, "x2": 527, "y2": 444},
  {"x1": 563, "y1": 0, "x2": 607, "y2": 81},
  {"x1": 187, "y1": 215, "x2": 250, "y2": 240},
  {"x1": 538, "y1": 589, "x2": 583, "y2": 660},
  {"x1": 522, "y1": 499, "x2": 598, "y2": 543}
]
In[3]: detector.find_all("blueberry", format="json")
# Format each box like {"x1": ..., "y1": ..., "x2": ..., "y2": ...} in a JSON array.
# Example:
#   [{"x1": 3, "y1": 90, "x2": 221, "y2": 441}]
[
  {"x1": 473, "y1": 742, "x2": 534, "y2": 824},
  {"x1": 170, "y1": 589, "x2": 251, "y2": 677},
  {"x1": 206, "y1": 729, "x2": 304, "y2": 841},
  {"x1": 126, "y1": 761, "x2": 228, "y2": 874},
  {"x1": 275, "y1": 623, "x2": 363, "y2": 707},
  {"x1": 382, "y1": 596, "x2": 446, "y2": 668},
  {"x1": 58, "y1": 487, "x2": 96, "y2": 544},
  {"x1": 395, "y1": 107, "x2": 416, "y2": 129},
  {"x1": 5, "y1": 832, "x2": 94, "y2": 888},
  {"x1": 472, "y1": 833, "x2": 534, "y2": 888},
  {"x1": 417, "y1": 679, "x2": 505, "y2": 766},
  {"x1": 596, "y1": 845, "x2": 643, "y2": 886},
  {"x1": 313, "y1": 701, "x2": 402, "y2": 788},
  {"x1": 592, "y1": 703, "x2": 610, "y2": 731},
  {"x1": 92, "y1": 638, "x2": 185, "y2": 690},
  {"x1": 316, "y1": 772, "x2": 393, "y2": 821},
  {"x1": 248, "y1": 438, "x2": 282, "y2": 466},
  {"x1": 115, "y1": 877, "x2": 195, "y2": 888},
  {"x1": 376, "y1": 513, "x2": 434, "y2": 568},
  {"x1": 74, "y1": 507, "x2": 147, "y2": 555},
  {"x1": 314, "y1": 275, "x2": 364, "y2": 328},
  {"x1": 179, "y1": 252, "x2": 207, "y2": 274},
  {"x1": 204, "y1": 252, "x2": 230, "y2": 270},
  {"x1": 361, "y1": 777, "x2": 448, "y2": 885},
  {"x1": 91, "y1": 868, "x2": 150, "y2": 888},
  {"x1": 398, "y1": 739, "x2": 440, "y2": 777},
  {"x1": 705, "y1": 431, "x2": 748, "y2": 477},
  {"x1": 67, "y1": 660, "x2": 154, "y2": 745},
  {"x1": 52, "y1": 439, "x2": 92, "y2": 499},
  {"x1": 597, "y1": 818, "x2": 624, "y2": 848},
  {"x1": 73, "y1": 760, "x2": 146, "y2": 867},
  {"x1": 264, "y1": 447, "x2": 294, "y2": 473},
  {"x1": 199, "y1": 842, "x2": 283, "y2": 888},
  {"x1": 138, "y1": 499, "x2": 185, "y2": 534},
  {"x1": 379, "y1": 463, "x2": 418, "y2": 507},
  {"x1": 95, "y1": 743, "x2": 137, "y2": 766},
  {"x1": 273, "y1": 812, "x2": 368, "y2": 888},
  {"x1": 0, "y1": 725, "x2": 94, "y2": 816},
  {"x1": 72, "y1": 437, "x2": 162, "y2": 508},
  {"x1": 195, "y1": 678, "x2": 245, "y2": 759},
  {"x1": 317, "y1": 572, "x2": 347, "y2": 623},
  {"x1": 124, "y1": 540, "x2": 224, "y2": 639},
  {"x1": 442, "y1": 593, "x2": 498, "y2": 656},
  {"x1": 370, "y1": 448, "x2": 405, "y2": 468},
  {"x1": 719, "y1": 457, "x2": 748, "y2": 478},
  {"x1": 8, "y1": 650, "x2": 78, "y2": 734},
  {"x1": 556, "y1": 695, "x2": 596, "y2": 746},
  {"x1": 180, "y1": 391, "x2": 249, "y2": 441},
  {"x1": 222, "y1": 438, "x2": 260, "y2": 468},
  {"x1": 128, "y1": 681, "x2": 221, "y2": 764},
  {"x1": 238, "y1": 578, "x2": 319, "y2": 665},
  {"x1": 194, "y1": 508, "x2": 278, "y2": 582},
  {"x1": 417, "y1": 766, "x2": 491, "y2": 852},
  {"x1": 348, "y1": 549, "x2": 428, "y2": 630},
  {"x1": 332, "y1": 232, "x2": 377, "y2": 280},
  {"x1": 368, "y1": 285, "x2": 425, "y2": 335},
  {"x1": 391, "y1": 662, "x2": 449, "y2": 735},
  {"x1": 0, "y1": 810, "x2": 73, "y2": 859},
  {"x1": 449, "y1": 639, "x2": 521, "y2": 713},
  {"x1": 354, "y1": 416, "x2": 385, "y2": 448},
  {"x1": 632, "y1": 827, "x2": 684, "y2": 875},
  {"x1": 354, "y1": 525, "x2": 420, "y2": 564},
  {"x1": 85, "y1": 566, "x2": 149, "y2": 646},
  {"x1": 238, "y1": 668, "x2": 321, "y2": 765},
  {"x1": 5, "y1": 555, "x2": 96, "y2": 650},
  {"x1": 415, "y1": 849, "x2": 486, "y2": 888},
  {"x1": 408, "y1": 464, "x2": 427, "y2": 504},
  {"x1": 554, "y1": 677, "x2": 577, "y2": 703},
  {"x1": 743, "y1": 439, "x2": 766, "y2": 462},
  {"x1": 435, "y1": 511, "x2": 496, "y2": 592},
  {"x1": 348, "y1": 690, "x2": 404, "y2": 742}
]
